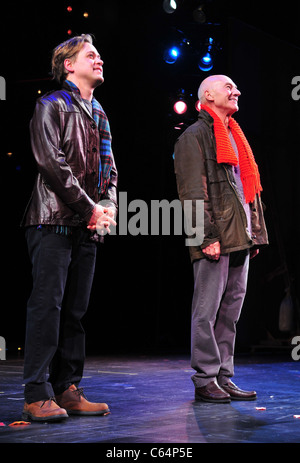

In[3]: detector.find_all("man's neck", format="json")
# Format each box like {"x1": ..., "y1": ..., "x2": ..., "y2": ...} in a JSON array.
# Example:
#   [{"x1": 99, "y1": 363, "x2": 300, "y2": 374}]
[
  {"x1": 213, "y1": 109, "x2": 231, "y2": 128},
  {"x1": 66, "y1": 76, "x2": 94, "y2": 102},
  {"x1": 204, "y1": 103, "x2": 232, "y2": 129},
  {"x1": 224, "y1": 115, "x2": 230, "y2": 131}
]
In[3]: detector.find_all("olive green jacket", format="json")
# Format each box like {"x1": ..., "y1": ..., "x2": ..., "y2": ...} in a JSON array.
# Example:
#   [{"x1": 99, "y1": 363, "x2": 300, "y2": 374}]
[{"x1": 174, "y1": 110, "x2": 268, "y2": 262}]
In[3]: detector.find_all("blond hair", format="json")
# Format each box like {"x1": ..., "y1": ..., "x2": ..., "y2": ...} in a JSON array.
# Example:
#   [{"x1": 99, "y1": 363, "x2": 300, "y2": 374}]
[{"x1": 51, "y1": 34, "x2": 93, "y2": 83}]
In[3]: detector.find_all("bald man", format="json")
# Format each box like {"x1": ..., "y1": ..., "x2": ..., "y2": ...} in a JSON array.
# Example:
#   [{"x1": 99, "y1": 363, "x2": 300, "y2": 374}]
[{"x1": 174, "y1": 75, "x2": 268, "y2": 403}]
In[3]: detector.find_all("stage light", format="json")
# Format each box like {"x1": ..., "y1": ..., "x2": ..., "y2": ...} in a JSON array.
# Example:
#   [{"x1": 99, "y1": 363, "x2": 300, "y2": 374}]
[
  {"x1": 173, "y1": 100, "x2": 187, "y2": 115},
  {"x1": 172, "y1": 88, "x2": 191, "y2": 115},
  {"x1": 83, "y1": 12, "x2": 89, "y2": 18},
  {"x1": 195, "y1": 100, "x2": 201, "y2": 112},
  {"x1": 163, "y1": 0, "x2": 177, "y2": 14},
  {"x1": 67, "y1": 6, "x2": 72, "y2": 12},
  {"x1": 199, "y1": 52, "x2": 213, "y2": 71},
  {"x1": 198, "y1": 38, "x2": 214, "y2": 71},
  {"x1": 164, "y1": 46, "x2": 180, "y2": 64}
]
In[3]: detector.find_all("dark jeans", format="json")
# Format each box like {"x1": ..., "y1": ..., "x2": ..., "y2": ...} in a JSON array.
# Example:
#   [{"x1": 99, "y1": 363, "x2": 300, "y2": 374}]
[{"x1": 24, "y1": 226, "x2": 97, "y2": 403}]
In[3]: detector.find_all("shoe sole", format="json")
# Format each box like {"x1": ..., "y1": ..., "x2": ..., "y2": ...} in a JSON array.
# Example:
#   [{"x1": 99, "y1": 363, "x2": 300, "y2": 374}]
[
  {"x1": 65, "y1": 408, "x2": 110, "y2": 416},
  {"x1": 228, "y1": 395, "x2": 257, "y2": 401},
  {"x1": 22, "y1": 412, "x2": 69, "y2": 422},
  {"x1": 195, "y1": 395, "x2": 231, "y2": 404}
]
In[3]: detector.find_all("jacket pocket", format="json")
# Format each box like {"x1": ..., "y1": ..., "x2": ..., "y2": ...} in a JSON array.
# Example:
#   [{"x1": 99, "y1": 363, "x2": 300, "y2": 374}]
[{"x1": 205, "y1": 149, "x2": 227, "y2": 185}]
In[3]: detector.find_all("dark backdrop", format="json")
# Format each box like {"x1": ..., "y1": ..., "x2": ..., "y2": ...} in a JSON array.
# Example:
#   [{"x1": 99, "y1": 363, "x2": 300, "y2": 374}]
[{"x1": 1, "y1": 0, "x2": 300, "y2": 356}]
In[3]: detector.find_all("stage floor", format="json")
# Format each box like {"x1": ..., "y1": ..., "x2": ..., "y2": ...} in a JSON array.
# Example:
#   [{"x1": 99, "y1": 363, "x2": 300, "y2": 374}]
[{"x1": 1, "y1": 353, "x2": 300, "y2": 445}]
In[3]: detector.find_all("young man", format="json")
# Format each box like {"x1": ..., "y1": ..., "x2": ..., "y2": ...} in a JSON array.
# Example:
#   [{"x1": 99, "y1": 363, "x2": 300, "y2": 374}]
[
  {"x1": 174, "y1": 75, "x2": 268, "y2": 403},
  {"x1": 21, "y1": 34, "x2": 118, "y2": 421}
]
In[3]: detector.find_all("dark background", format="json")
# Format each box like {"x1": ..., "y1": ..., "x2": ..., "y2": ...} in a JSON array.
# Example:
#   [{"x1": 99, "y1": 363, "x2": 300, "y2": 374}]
[{"x1": 1, "y1": 0, "x2": 300, "y2": 356}]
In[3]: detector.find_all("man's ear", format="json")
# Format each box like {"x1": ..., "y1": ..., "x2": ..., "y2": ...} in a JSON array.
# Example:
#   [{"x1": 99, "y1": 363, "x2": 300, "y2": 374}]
[
  {"x1": 204, "y1": 89, "x2": 214, "y2": 102},
  {"x1": 64, "y1": 58, "x2": 74, "y2": 74}
]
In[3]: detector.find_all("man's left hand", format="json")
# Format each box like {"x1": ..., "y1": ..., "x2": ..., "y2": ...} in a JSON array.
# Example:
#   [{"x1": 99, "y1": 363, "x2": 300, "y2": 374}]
[{"x1": 250, "y1": 249, "x2": 259, "y2": 259}]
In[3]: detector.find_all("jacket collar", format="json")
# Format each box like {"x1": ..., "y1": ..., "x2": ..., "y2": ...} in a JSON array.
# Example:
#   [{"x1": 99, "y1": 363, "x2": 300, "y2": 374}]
[
  {"x1": 62, "y1": 80, "x2": 94, "y2": 121},
  {"x1": 198, "y1": 108, "x2": 214, "y2": 127}
]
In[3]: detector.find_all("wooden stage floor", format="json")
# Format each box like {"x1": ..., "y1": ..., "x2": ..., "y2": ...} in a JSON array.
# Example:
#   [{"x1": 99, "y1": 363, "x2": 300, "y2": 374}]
[{"x1": 1, "y1": 353, "x2": 300, "y2": 446}]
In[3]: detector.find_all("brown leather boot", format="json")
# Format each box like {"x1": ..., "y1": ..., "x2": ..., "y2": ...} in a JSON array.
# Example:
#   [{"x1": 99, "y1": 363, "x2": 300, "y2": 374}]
[
  {"x1": 55, "y1": 385, "x2": 110, "y2": 416},
  {"x1": 22, "y1": 398, "x2": 69, "y2": 422}
]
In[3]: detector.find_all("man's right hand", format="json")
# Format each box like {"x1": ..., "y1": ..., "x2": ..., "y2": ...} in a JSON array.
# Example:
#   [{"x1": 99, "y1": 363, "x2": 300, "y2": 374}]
[
  {"x1": 202, "y1": 241, "x2": 221, "y2": 260},
  {"x1": 87, "y1": 204, "x2": 117, "y2": 235}
]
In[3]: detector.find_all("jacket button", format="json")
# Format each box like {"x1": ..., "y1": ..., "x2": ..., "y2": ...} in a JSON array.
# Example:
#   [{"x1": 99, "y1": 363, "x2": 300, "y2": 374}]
[
  {"x1": 92, "y1": 147, "x2": 97, "y2": 152},
  {"x1": 91, "y1": 123, "x2": 96, "y2": 129}
]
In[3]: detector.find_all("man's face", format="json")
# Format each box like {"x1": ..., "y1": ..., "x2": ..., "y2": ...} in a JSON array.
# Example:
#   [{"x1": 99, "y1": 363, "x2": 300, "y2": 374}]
[
  {"x1": 208, "y1": 77, "x2": 241, "y2": 116},
  {"x1": 67, "y1": 42, "x2": 104, "y2": 88}
]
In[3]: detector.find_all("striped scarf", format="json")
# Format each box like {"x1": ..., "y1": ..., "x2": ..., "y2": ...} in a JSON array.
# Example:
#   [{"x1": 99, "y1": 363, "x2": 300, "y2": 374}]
[
  {"x1": 65, "y1": 80, "x2": 113, "y2": 196},
  {"x1": 201, "y1": 105, "x2": 262, "y2": 204}
]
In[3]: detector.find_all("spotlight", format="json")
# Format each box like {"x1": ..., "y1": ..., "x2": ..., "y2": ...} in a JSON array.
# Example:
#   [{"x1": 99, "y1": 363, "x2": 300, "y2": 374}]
[
  {"x1": 199, "y1": 52, "x2": 213, "y2": 71},
  {"x1": 163, "y1": 0, "x2": 177, "y2": 14},
  {"x1": 164, "y1": 46, "x2": 180, "y2": 64},
  {"x1": 198, "y1": 38, "x2": 214, "y2": 72},
  {"x1": 173, "y1": 100, "x2": 187, "y2": 115},
  {"x1": 173, "y1": 89, "x2": 188, "y2": 114},
  {"x1": 195, "y1": 100, "x2": 201, "y2": 112}
]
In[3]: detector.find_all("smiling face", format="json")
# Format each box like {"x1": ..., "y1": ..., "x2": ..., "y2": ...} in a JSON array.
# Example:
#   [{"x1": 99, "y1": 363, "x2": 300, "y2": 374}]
[
  {"x1": 64, "y1": 42, "x2": 104, "y2": 89},
  {"x1": 199, "y1": 75, "x2": 241, "y2": 119}
]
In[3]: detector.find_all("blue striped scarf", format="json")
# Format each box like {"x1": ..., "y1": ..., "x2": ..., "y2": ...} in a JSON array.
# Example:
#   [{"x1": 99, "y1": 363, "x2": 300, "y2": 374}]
[{"x1": 65, "y1": 80, "x2": 113, "y2": 196}]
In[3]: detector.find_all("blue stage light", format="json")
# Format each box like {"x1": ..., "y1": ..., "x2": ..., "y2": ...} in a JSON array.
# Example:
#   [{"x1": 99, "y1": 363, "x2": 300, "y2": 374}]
[
  {"x1": 199, "y1": 52, "x2": 213, "y2": 71},
  {"x1": 164, "y1": 46, "x2": 180, "y2": 64},
  {"x1": 198, "y1": 38, "x2": 214, "y2": 71},
  {"x1": 202, "y1": 53, "x2": 212, "y2": 64}
]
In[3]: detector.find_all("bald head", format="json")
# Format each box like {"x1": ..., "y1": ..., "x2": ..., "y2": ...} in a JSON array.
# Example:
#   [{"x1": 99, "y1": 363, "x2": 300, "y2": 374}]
[
  {"x1": 198, "y1": 75, "x2": 234, "y2": 103},
  {"x1": 197, "y1": 74, "x2": 241, "y2": 118}
]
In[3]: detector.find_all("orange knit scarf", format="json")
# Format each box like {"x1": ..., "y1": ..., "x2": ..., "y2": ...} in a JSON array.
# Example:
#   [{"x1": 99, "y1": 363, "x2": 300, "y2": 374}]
[{"x1": 201, "y1": 105, "x2": 262, "y2": 204}]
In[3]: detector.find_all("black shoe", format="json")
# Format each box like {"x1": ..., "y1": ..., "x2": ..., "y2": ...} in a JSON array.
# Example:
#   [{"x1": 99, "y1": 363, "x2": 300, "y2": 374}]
[
  {"x1": 195, "y1": 380, "x2": 231, "y2": 403},
  {"x1": 220, "y1": 380, "x2": 257, "y2": 401}
]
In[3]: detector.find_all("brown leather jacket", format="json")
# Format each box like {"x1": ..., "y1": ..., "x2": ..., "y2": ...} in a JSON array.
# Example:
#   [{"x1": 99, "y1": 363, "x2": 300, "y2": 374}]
[
  {"x1": 22, "y1": 82, "x2": 118, "y2": 229},
  {"x1": 174, "y1": 110, "x2": 268, "y2": 262}
]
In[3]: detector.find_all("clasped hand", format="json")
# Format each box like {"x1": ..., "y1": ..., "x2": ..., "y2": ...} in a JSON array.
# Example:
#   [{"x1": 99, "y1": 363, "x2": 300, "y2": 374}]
[
  {"x1": 202, "y1": 241, "x2": 221, "y2": 260},
  {"x1": 202, "y1": 241, "x2": 259, "y2": 260},
  {"x1": 87, "y1": 204, "x2": 117, "y2": 235}
]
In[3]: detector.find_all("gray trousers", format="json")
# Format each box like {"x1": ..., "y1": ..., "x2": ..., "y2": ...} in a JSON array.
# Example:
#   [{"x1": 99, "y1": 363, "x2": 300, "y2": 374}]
[{"x1": 191, "y1": 250, "x2": 250, "y2": 388}]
